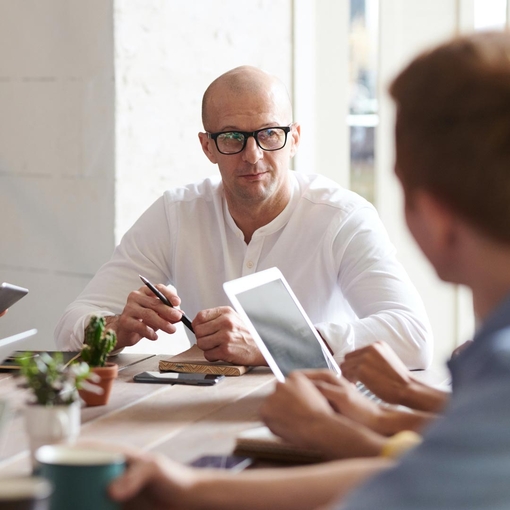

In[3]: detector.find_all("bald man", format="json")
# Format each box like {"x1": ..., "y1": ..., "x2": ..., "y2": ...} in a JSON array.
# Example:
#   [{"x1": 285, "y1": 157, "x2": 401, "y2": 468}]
[{"x1": 55, "y1": 66, "x2": 431, "y2": 368}]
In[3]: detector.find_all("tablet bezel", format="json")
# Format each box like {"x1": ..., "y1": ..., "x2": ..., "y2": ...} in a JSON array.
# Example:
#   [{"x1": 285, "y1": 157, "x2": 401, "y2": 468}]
[{"x1": 223, "y1": 267, "x2": 340, "y2": 382}]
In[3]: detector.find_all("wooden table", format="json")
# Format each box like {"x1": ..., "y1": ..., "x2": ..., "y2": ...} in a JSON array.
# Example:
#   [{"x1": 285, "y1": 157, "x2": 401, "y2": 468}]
[
  {"x1": 0, "y1": 353, "x2": 276, "y2": 476},
  {"x1": 0, "y1": 353, "x2": 450, "y2": 477}
]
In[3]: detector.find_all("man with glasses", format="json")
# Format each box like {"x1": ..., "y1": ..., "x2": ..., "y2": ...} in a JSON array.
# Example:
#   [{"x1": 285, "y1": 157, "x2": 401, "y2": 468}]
[{"x1": 56, "y1": 66, "x2": 431, "y2": 369}]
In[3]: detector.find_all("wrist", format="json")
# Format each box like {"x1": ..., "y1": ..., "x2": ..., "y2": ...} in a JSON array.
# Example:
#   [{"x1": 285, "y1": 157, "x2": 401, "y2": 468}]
[
  {"x1": 310, "y1": 415, "x2": 386, "y2": 460},
  {"x1": 380, "y1": 430, "x2": 422, "y2": 459},
  {"x1": 401, "y1": 377, "x2": 448, "y2": 413}
]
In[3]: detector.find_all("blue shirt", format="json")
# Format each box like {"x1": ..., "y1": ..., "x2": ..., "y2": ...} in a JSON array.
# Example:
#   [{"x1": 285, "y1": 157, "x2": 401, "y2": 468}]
[{"x1": 339, "y1": 293, "x2": 510, "y2": 510}]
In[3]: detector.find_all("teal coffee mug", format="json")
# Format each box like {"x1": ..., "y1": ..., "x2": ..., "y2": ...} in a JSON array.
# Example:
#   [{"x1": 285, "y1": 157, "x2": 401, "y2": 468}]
[{"x1": 35, "y1": 445, "x2": 125, "y2": 510}]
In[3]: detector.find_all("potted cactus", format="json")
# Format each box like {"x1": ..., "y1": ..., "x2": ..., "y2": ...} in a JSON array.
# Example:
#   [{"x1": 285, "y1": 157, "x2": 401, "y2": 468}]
[{"x1": 78, "y1": 315, "x2": 118, "y2": 407}]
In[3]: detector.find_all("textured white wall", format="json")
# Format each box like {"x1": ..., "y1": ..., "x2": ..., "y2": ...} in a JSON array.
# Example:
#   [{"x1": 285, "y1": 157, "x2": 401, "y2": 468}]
[
  {"x1": 114, "y1": 0, "x2": 293, "y2": 241},
  {"x1": 0, "y1": 1, "x2": 115, "y2": 349}
]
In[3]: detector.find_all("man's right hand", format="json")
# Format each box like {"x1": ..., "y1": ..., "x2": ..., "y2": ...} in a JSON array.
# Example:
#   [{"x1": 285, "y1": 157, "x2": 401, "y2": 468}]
[{"x1": 104, "y1": 284, "x2": 186, "y2": 349}]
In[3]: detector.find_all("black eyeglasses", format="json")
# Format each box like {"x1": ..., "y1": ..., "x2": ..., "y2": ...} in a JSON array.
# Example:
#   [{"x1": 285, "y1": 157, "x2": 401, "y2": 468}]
[{"x1": 207, "y1": 126, "x2": 292, "y2": 155}]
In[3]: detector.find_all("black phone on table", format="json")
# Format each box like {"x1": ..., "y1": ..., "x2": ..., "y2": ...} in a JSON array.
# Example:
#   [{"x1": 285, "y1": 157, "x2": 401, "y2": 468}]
[
  {"x1": 189, "y1": 455, "x2": 253, "y2": 471},
  {"x1": 0, "y1": 283, "x2": 29, "y2": 313},
  {"x1": 133, "y1": 371, "x2": 224, "y2": 386}
]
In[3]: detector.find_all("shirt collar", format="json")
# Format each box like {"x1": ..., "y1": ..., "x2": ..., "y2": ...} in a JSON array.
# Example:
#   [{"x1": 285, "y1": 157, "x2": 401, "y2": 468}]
[{"x1": 223, "y1": 171, "x2": 300, "y2": 240}]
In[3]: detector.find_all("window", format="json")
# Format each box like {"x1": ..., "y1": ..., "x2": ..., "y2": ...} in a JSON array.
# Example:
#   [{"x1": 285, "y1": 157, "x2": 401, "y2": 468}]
[
  {"x1": 348, "y1": 0, "x2": 379, "y2": 205},
  {"x1": 474, "y1": 0, "x2": 508, "y2": 30}
]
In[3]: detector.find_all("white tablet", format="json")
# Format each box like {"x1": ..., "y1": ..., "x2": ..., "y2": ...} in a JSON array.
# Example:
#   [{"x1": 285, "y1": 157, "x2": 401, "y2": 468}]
[{"x1": 223, "y1": 267, "x2": 340, "y2": 382}]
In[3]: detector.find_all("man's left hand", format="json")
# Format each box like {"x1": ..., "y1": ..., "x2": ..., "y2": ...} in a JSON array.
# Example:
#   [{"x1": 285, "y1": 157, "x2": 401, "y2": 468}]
[{"x1": 192, "y1": 306, "x2": 266, "y2": 365}]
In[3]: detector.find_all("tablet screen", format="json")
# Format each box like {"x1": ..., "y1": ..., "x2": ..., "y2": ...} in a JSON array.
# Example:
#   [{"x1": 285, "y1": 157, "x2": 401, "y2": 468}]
[{"x1": 237, "y1": 279, "x2": 330, "y2": 376}]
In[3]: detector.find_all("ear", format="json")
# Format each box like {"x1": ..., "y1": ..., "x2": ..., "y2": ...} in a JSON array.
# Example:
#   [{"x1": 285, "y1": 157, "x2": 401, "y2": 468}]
[
  {"x1": 406, "y1": 190, "x2": 459, "y2": 274},
  {"x1": 288, "y1": 123, "x2": 301, "y2": 158},
  {"x1": 198, "y1": 132, "x2": 218, "y2": 164}
]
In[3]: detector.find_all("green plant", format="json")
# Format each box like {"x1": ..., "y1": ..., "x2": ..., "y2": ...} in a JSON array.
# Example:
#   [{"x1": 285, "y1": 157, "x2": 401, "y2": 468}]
[
  {"x1": 81, "y1": 315, "x2": 117, "y2": 367},
  {"x1": 17, "y1": 352, "x2": 90, "y2": 406}
]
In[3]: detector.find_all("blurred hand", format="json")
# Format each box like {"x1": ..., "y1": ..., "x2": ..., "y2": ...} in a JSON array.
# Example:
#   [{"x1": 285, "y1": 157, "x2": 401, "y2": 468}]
[
  {"x1": 193, "y1": 306, "x2": 266, "y2": 365},
  {"x1": 106, "y1": 284, "x2": 186, "y2": 349},
  {"x1": 302, "y1": 370, "x2": 383, "y2": 432},
  {"x1": 340, "y1": 341, "x2": 412, "y2": 405},
  {"x1": 0, "y1": 309, "x2": 7, "y2": 318},
  {"x1": 260, "y1": 372, "x2": 386, "y2": 459},
  {"x1": 260, "y1": 371, "x2": 335, "y2": 448},
  {"x1": 109, "y1": 451, "x2": 195, "y2": 510}
]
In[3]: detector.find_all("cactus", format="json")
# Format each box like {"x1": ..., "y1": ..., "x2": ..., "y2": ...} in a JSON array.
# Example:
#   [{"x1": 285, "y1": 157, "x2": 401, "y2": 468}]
[{"x1": 81, "y1": 316, "x2": 117, "y2": 367}]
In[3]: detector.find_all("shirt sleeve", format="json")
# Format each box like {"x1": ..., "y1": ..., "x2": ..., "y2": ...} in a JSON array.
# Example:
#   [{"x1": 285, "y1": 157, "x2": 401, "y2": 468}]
[
  {"x1": 338, "y1": 352, "x2": 510, "y2": 509},
  {"x1": 315, "y1": 205, "x2": 433, "y2": 369},
  {"x1": 54, "y1": 196, "x2": 175, "y2": 350}
]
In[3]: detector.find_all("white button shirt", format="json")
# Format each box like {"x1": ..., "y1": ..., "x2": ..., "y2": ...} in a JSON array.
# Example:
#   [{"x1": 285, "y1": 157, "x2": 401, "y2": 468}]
[{"x1": 55, "y1": 172, "x2": 433, "y2": 368}]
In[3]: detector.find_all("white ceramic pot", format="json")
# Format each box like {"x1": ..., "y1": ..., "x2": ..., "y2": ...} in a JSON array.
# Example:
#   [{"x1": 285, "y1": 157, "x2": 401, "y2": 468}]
[{"x1": 24, "y1": 401, "x2": 81, "y2": 468}]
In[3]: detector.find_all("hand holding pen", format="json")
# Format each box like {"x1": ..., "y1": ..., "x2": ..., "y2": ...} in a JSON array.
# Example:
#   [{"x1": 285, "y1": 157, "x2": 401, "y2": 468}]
[{"x1": 139, "y1": 275, "x2": 194, "y2": 333}]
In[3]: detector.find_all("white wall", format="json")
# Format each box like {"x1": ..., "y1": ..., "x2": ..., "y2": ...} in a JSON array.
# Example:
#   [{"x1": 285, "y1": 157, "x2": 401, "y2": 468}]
[
  {"x1": 376, "y1": 0, "x2": 476, "y2": 366},
  {"x1": 114, "y1": 0, "x2": 293, "y2": 241},
  {"x1": 0, "y1": 1, "x2": 115, "y2": 350}
]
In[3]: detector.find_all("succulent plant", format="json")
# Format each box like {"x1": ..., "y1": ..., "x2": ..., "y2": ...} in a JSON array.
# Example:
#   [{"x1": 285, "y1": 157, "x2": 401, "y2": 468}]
[
  {"x1": 17, "y1": 352, "x2": 90, "y2": 406},
  {"x1": 81, "y1": 315, "x2": 117, "y2": 367}
]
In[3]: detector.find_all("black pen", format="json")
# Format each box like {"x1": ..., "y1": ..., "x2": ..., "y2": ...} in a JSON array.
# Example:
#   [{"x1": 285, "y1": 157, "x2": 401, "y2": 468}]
[{"x1": 139, "y1": 275, "x2": 194, "y2": 333}]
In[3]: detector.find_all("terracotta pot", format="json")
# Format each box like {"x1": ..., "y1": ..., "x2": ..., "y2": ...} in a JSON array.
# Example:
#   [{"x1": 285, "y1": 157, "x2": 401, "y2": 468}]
[{"x1": 79, "y1": 362, "x2": 118, "y2": 407}]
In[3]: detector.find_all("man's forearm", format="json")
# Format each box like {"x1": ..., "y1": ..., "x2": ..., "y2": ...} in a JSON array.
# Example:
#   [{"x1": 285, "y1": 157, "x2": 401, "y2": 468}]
[
  {"x1": 187, "y1": 458, "x2": 392, "y2": 510},
  {"x1": 303, "y1": 415, "x2": 387, "y2": 460}
]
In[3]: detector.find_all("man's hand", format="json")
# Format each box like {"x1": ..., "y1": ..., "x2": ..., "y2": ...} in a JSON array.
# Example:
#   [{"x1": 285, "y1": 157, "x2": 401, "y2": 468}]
[
  {"x1": 0, "y1": 309, "x2": 7, "y2": 318},
  {"x1": 260, "y1": 372, "x2": 335, "y2": 448},
  {"x1": 109, "y1": 451, "x2": 195, "y2": 509},
  {"x1": 260, "y1": 372, "x2": 385, "y2": 459},
  {"x1": 302, "y1": 370, "x2": 384, "y2": 433},
  {"x1": 340, "y1": 341, "x2": 412, "y2": 405},
  {"x1": 192, "y1": 306, "x2": 266, "y2": 365},
  {"x1": 106, "y1": 284, "x2": 186, "y2": 350}
]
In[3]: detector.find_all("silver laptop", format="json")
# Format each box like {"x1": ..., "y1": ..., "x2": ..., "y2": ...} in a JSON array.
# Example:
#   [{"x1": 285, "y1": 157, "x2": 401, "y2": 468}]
[
  {"x1": 223, "y1": 267, "x2": 341, "y2": 382},
  {"x1": 0, "y1": 329, "x2": 37, "y2": 364}
]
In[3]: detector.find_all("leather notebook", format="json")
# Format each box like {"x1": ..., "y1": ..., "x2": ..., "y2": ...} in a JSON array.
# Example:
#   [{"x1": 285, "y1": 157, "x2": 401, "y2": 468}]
[{"x1": 159, "y1": 345, "x2": 251, "y2": 376}]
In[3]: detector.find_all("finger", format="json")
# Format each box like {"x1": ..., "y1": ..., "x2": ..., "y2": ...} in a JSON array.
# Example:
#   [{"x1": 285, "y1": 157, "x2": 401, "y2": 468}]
[
  {"x1": 125, "y1": 296, "x2": 182, "y2": 334},
  {"x1": 193, "y1": 306, "x2": 233, "y2": 327},
  {"x1": 155, "y1": 283, "x2": 181, "y2": 308},
  {"x1": 118, "y1": 315, "x2": 159, "y2": 342},
  {"x1": 109, "y1": 455, "x2": 156, "y2": 501},
  {"x1": 133, "y1": 290, "x2": 185, "y2": 325},
  {"x1": 302, "y1": 369, "x2": 341, "y2": 385}
]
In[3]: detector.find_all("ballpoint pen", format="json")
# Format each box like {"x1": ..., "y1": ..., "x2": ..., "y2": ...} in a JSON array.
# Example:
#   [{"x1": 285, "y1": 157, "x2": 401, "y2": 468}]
[{"x1": 139, "y1": 275, "x2": 194, "y2": 333}]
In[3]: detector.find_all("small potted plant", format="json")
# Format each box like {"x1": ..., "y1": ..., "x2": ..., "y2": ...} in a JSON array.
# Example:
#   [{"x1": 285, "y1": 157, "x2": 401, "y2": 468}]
[
  {"x1": 78, "y1": 315, "x2": 118, "y2": 407},
  {"x1": 17, "y1": 352, "x2": 91, "y2": 466}
]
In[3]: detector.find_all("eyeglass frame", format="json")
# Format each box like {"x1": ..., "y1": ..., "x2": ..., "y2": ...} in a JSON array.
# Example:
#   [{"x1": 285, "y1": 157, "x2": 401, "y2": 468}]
[{"x1": 206, "y1": 125, "x2": 293, "y2": 155}]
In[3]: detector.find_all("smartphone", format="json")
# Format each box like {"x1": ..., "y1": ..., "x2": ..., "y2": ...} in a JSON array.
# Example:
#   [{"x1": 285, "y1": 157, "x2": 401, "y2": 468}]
[
  {"x1": 189, "y1": 455, "x2": 253, "y2": 471},
  {"x1": 133, "y1": 371, "x2": 225, "y2": 386},
  {"x1": 0, "y1": 283, "x2": 29, "y2": 313}
]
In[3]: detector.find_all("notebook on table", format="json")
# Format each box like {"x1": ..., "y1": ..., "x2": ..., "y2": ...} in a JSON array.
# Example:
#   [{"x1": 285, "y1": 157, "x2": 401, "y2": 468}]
[
  {"x1": 234, "y1": 425, "x2": 324, "y2": 464},
  {"x1": 159, "y1": 344, "x2": 251, "y2": 376}
]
